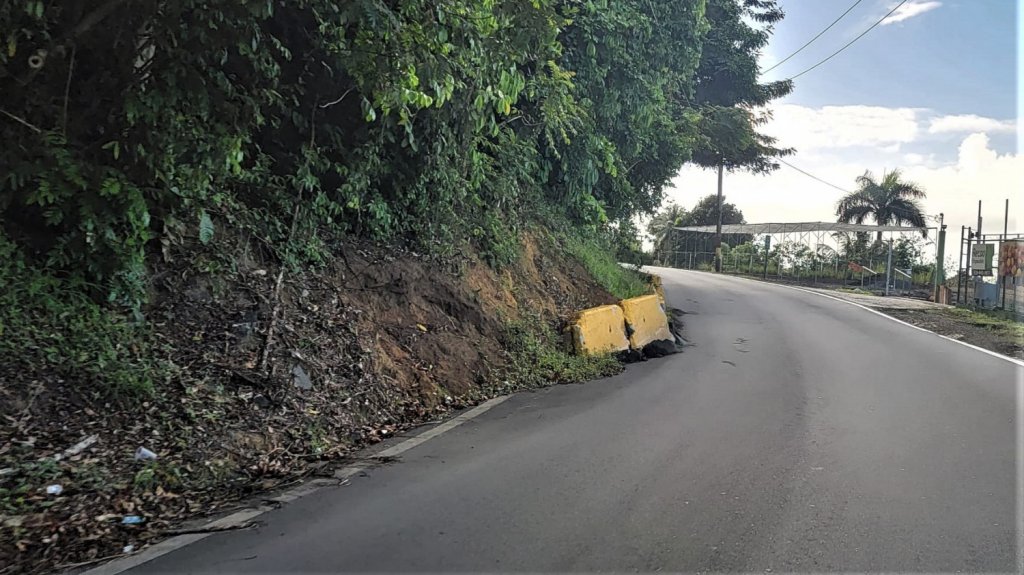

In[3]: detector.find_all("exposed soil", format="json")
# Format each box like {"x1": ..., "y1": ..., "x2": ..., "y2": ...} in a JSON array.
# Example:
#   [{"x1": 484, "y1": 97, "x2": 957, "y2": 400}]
[
  {"x1": 0, "y1": 232, "x2": 620, "y2": 574},
  {"x1": 878, "y1": 307, "x2": 1023, "y2": 360}
]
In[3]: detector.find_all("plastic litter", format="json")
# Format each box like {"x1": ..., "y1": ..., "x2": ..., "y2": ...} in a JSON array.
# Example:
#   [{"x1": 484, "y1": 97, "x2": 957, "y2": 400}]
[
  {"x1": 123, "y1": 545, "x2": 135, "y2": 554},
  {"x1": 121, "y1": 516, "x2": 144, "y2": 525},
  {"x1": 134, "y1": 447, "x2": 158, "y2": 461},
  {"x1": 46, "y1": 484, "x2": 63, "y2": 495},
  {"x1": 54, "y1": 435, "x2": 98, "y2": 461}
]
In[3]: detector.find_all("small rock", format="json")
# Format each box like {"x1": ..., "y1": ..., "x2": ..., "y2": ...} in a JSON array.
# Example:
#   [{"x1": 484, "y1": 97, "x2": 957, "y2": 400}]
[{"x1": 292, "y1": 365, "x2": 312, "y2": 390}]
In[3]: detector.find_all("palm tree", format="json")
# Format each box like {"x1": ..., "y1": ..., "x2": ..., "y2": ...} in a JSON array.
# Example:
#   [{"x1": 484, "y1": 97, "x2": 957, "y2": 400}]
[
  {"x1": 836, "y1": 169, "x2": 927, "y2": 243},
  {"x1": 647, "y1": 202, "x2": 687, "y2": 256}
]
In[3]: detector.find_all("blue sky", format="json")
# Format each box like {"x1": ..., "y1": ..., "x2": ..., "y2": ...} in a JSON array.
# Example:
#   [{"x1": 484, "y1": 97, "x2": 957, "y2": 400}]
[
  {"x1": 665, "y1": 0, "x2": 1021, "y2": 246},
  {"x1": 763, "y1": 1, "x2": 1016, "y2": 121}
]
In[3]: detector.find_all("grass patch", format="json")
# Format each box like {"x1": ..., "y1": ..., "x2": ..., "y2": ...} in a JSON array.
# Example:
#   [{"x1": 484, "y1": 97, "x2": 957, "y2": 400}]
[
  {"x1": 0, "y1": 234, "x2": 164, "y2": 398},
  {"x1": 947, "y1": 307, "x2": 1024, "y2": 337},
  {"x1": 564, "y1": 235, "x2": 651, "y2": 300},
  {"x1": 500, "y1": 312, "x2": 622, "y2": 389}
]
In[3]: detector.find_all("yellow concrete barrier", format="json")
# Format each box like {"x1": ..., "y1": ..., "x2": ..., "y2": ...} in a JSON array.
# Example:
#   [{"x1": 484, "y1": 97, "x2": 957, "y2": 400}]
[
  {"x1": 650, "y1": 274, "x2": 666, "y2": 306},
  {"x1": 571, "y1": 305, "x2": 630, "y2": 356},
  {"x1": 620, "y1": 294, "x2": 673, "y2": 350}
]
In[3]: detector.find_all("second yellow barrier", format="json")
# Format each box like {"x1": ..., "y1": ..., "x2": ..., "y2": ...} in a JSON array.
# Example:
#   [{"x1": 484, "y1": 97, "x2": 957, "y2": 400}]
[
  {"x1": 620, "y1": 294, "x2": 673, "y2": 350},
  {"x1": 650, "y1": 274, "x2": 666, "y2": 306}
]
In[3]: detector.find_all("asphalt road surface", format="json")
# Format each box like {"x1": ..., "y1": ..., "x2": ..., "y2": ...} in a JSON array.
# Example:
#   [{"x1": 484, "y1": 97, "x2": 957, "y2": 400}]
[{"x1": 131, "y1": 269, "x2": 1020, "y2": 573}]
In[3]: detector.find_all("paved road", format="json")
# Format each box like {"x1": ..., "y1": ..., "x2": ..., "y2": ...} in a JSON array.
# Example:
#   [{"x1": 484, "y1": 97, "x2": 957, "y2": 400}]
[{"x1": 132, "y1": 269, "x2": 1020, "y2": 573}]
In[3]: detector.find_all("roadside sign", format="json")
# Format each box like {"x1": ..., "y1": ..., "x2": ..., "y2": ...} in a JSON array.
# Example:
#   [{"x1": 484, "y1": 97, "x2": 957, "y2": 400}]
[
  {"x1": 970, "y1": 243, "x2": 994, "y2": 276},
  {"x1": 999, "y1": 240, "x2": 1023, "y2": 284}
]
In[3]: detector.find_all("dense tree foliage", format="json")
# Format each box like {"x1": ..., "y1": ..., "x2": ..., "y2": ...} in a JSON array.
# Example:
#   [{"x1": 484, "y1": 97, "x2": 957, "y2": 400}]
[
  {"x1": 678, "y1": 193, "x2": 746, "y2": 227},
  {"x1": 648, "y1": 194, "x2": 748, "y2": 260},
  {"x1": 1, "y1": 0, "x2": 787, "y2": 305},
  {"x1": 689, "y1": 0, "x2": 793, "y2": 173}
]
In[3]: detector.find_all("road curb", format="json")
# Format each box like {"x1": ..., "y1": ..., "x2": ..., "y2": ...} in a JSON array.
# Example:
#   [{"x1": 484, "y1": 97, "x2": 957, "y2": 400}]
[{"x1": 75, "y1": 395, "x2": 512, "y2": 575}]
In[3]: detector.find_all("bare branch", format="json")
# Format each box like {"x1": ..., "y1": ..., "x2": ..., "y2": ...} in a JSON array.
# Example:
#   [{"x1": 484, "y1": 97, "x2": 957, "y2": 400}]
[
  {"x1": 319, "y1": 89, "x2": 353, "y2": 109},
  {"x1": 0, "y1": 109, "x2": 43, "y2": 133},
  {"x1": 62, "y1": 46, "x2": 76, "y2": 136}
]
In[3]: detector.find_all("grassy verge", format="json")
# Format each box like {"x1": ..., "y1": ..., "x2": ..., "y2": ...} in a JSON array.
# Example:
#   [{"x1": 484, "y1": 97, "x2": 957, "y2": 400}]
[
  {"x1": 564, "y1": 235, "x2": 651, "y2": 300},
  {"x1": 499, "y1": 312, "x2": 622, "y2": 390},
  {"x1": 945, "y1": 307, "x2": 1024, "y2": 339},
  {"x1": 878, "y1": 305, "x2": 1022, "y2": 360}
]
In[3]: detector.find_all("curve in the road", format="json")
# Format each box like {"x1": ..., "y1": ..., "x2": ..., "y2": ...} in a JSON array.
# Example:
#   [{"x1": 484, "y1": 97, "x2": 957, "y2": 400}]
[{"x1": 118, "y1": 269, "x2": 1020, "y2": 573}]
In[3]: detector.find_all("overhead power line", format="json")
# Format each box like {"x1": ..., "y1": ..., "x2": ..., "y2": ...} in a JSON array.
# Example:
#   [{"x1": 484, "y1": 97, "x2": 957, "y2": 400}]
[
  {"x1": 762, "y1": 0, "x2": 866, "y2": 74},
  {"x1": 778, "y1": 158, "x2": 851, "y2": 193},
  {"x1": 786, "y1": 0, "x2": 910, "y2": 81}
]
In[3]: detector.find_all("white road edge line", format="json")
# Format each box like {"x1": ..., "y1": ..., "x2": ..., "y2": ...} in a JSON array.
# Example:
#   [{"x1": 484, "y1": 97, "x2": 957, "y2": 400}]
[
  {"x1": 715, "y1": 273, "x2": 1024, "y2": 575},
  {"x1": 666, "y1": 269, "x2": 1024, "y2": 368},
  {"x1": 663, "y1": 269, "x2": 1024, "y2": 572},
  {"x1": 779, "y1": 283, "x2": 1024, "y2": 368},
  {"x1": 76, "y1": 395, "x2": 512, "y2": 575}
]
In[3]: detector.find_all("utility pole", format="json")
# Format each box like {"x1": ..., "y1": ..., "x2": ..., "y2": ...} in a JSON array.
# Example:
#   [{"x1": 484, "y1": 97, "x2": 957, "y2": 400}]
[
  {"x1": 885, "y1": 237, "x2": 893, "y2": 296},
  {"x1": 716, "y1": 164, "x2": 724, "y2": 272},
  {"x1": 957, "y1": 226, "x2": 966, "y2": 304},
  {"x1": 762, "y1": 235, "x2": 770, "y2": 279},
  {"x1": 976, "y1": 200, "x2": 983, "y2": 268},
  {"x1": 1002, "y1": 198, "x2": 1008, "y2": 309},
  {"x1": 714, "y1": 164, "x2": 724, "y2": 273},
  {"x1": 933, "y1": 213, "x2": 946, "y2": 302}
]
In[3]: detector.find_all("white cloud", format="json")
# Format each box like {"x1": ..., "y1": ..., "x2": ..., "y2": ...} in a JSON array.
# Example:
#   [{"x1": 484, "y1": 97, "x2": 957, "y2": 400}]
[
  {"x1": 764, "y1": 104, "x2": 920, "y2": 151},
  {"x1": 662, "y1": 103, "x2": 1021, "y2": 256},
  {"x1": 903, "y1": 133, "x2": 1022, "y2": 237},
  {"x1": 882, "y1": 1, "x2": 942, "y2": 25},
  {"x1": 902, "y1": 152, "x2": 932, "y2": 166},
  {"x1": 928, "y1": 114, "x2": 1016, "y2": 134}
]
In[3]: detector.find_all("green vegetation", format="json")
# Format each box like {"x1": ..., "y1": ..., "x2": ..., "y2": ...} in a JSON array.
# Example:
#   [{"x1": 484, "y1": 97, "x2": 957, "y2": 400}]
[
  {"x1": 1, "y1": 1, "x2": 790, "y2": 394},
  {"x1": 0, "y1": 234, "x2": 163, "y2": 396},
  {"x1": 947, "y1": 307, "x2": 1024, "y2": 339},
  {"x1": 836, "y1": 169, "x2": 928, "y2": 242},
  {"x1": 565, "y1": 234, "x2": 652, "y2": 300},
  {"x1": 500, "y1": 313, "x2": 622, "y2": 390}
]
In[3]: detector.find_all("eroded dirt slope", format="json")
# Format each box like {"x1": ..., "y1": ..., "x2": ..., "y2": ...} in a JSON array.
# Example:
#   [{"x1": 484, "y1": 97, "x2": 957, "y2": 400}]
[{"x1": 0, "y1": 232, "x2": 623, "y2": 573}]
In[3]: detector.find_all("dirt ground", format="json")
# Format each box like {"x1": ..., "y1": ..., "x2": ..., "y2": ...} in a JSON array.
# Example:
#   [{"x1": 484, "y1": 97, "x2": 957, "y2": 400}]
[
  {"x1": 805, "y1": 287, "x2": 946, "y2": 311},
  {"x1": 877, "y1": 307, "x2": 1023, "y2": 360},
  {"x1": 0, "y1": 232, "x2": 622, "y2": 574}
]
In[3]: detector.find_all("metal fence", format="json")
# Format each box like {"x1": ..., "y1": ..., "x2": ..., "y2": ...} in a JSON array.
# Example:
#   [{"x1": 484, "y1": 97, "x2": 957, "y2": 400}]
[
  {"x1": 656, "y1": 249, "x2": 929, "y2": 296},
  {"x1": 954, "y1": 227, "x2": 1024, "y2": 314},
  {"x1": 660, "y1": 223, "x2": 938, "y2": 297}
]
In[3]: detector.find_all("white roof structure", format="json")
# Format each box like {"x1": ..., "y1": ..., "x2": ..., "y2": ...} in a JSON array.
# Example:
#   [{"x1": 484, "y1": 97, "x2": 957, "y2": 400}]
[{"x1": 673, "y1": 221, "x2": 930, "y2": 235}]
